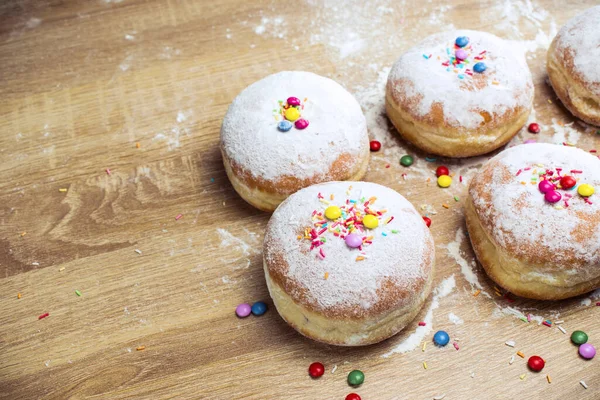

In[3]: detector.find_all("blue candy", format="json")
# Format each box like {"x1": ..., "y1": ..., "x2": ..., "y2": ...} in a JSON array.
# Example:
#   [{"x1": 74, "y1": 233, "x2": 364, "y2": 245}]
[
  {"x1": 433, "y1": 330, "x2": 450, "y2": 346},
  {"x1": 473, "y1": 62, "x2": 487, "y2": 73},
  {"x1": 455, "y1": 36, "x2": 469, "y2": 48},
  {"x1": 278, "y1": 120, "x2": 293, "y2": 132},
  {"x1": 251, "y1": 301, "x2": 268, "y2": 316}
]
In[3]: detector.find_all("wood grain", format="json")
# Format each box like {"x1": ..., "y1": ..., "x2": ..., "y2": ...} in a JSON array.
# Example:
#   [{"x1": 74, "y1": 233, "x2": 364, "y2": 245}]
[{"x1": 1, "y1": 0, "x2": 599, "y2": 398}]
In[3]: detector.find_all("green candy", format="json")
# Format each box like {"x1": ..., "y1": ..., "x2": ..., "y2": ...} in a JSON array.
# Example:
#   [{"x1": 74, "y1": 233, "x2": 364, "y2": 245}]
[
  {"x1": 571, "y1": 330, "x2": 588, "y2": 345},
  {"x1": 400, "y1": 155, "x2": 414, "y2": 167},
  {"x1": 347, "y1": 370, "x2": 364, "y2": 386}
]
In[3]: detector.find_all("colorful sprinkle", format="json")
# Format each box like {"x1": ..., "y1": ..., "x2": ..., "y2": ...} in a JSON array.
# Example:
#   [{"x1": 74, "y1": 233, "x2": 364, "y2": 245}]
[{"x1": 38, "y1": 313, "x2": 49, "y2": 320}]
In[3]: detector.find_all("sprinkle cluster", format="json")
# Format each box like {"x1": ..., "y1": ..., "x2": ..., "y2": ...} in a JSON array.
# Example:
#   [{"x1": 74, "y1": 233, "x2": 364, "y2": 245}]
[
  {"x1": 297, "y1": 188, "x2": 395, "y2": 262},
  {"x1": 274, "y1": 96, "x2": 309, "y2": 131},
  {"x1": 425, "y1": 36, "x2": 488, "y2": 80},
  {"x1": 515, "y1": 164, "x2": 595, "y2": 208}
]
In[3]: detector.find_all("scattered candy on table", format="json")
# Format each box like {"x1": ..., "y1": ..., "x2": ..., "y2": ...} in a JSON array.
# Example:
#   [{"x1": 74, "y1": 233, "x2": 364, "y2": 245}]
[
  {"x1": 345, "y1": 394, "x2": 361, "y2": 400},
  {"x1": 251, "y1": 301, "x2": 268, "y2": 316},
  {"x1": 325, "y1": 206, "x2": 342, "y2": 220},
  {"x1": 578, "y1": 183, "x2": 595, "y2": 197},
  {"x1": 433, "y1": 330, "x2": 450, "y2": 346},
  {"x1": 369, "y1": 140, "x2": 381, "y2": 152},
  {"x1": 347, "y1": 370, "x2": 365, "y2": 386},
  {"x1": 436, "y1": 166, "x2": 449, "y2": 177},
  {"x1": 345, "y1": 233, "x2": 363, "y2": 248},
  {"x1": 579, "y1": 343, "x2": 596, "y2": 359},
  {"x1": 527, "y1": 355, "x2": 545, "y2": 372},
  {"x1": 235, "y1": 303, "x2": 251, "y2": 318},
  {"x1": 400, "y1": 155, "x2": 414, "y2": 167},
  {"x1": 362, "y1": 214, "x2": 379, "y2": 229},
  {"x1": 528, "y1": 123, "x2": 540, "y2": 134},
  {"x1": 559, "y1": 175, "x2": 577, "y2": 189},
  {"x1": 423, "y1": 216, "x2": 432, "y2": 228},
  {"x1": 473, "y1": 62, "x2": 486, "y2": 73},
  {"x1": 571, "y1": 330, "x2": 588, "y2": 345},
  {"x1": 437, "y1": 175, "x2": 452, "y2": 188},
  {"x1": 308, "y1": 362, "x2": 325, "y2": 378}
]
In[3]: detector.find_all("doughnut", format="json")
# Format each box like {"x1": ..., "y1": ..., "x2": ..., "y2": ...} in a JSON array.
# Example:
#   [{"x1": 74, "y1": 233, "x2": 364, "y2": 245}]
[
  {"x1": 547, "y1": 6, "x2": 600, "y2": 126},
  {"x1": 386, "y1": 30, "x2": 534, "y2": 158},
  {"x1": 263, "y1": 181, "x2": 435, "y2": 346},
  {"x1": 466, "y1": 143, "x2": 600, "y2": 300},
  {"x1": 220, "y1": 71, "x2": 369, "y2": 212}
]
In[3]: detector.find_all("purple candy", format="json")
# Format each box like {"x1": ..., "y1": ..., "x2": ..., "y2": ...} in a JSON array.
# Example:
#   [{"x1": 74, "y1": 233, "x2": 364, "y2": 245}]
[
  {"x1": 295, "y1": 119, "x2": 309, "y2": 130},
  {"x1": 455, "y1": 49, "x2": 468, "y2": 60},
  {"x1": 524, "y1": 139, "x2": 537, "y2": 144},
  {"x1": 579, "y1": 343, "x2": 596, "y2": 359},
  {"x1": 235, "y1": 303, "x2": 251, "y2": 318},
  {"x1": 345, "y1": 233, "x2": 363, "y2": 248},
  {"x1": 287, "y1": 97, "x2": 301, "y2": 106},
  {"x1": 538, "y1": 180, "x2": 554, "y2": 194},
  {"x1": 545, "y1": 190, "x2": 562, "y2": 203}
]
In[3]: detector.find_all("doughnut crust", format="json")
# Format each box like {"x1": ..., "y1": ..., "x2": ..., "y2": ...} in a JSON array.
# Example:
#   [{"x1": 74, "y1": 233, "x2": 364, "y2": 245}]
[
  {"x1": 263, "y1": 181, "x2": 435, "y2": 346},
  {"x1": 547, "y1": 6, "x2": 600, "y2": 126},
  {"x1": 386, "y1": 30, "x2": 534, "y2": 158},
  {"x1": 466, "y1": 144, "x2": 600, "y2": 300},
  {"x1": 221, "y1": 71, "x2": 369, "y2": 212}
]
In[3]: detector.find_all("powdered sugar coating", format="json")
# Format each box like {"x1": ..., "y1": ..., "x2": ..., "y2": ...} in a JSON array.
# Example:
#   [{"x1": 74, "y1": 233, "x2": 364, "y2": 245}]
[
  {"x1": 221, "y1": 71, "x2": 368, "y2": 182},
  {"x1": 264, "y1": 181, "x2": 434, "y2": 316},
  {"x1": 388, "y1": 30, "x2": 533, "y2": 129},
  {"x1": 553, "y1": 6, "x2": 600, "y2": 94},
  {"x1": 470, "y1": 143, "x2": 600, "y2": 267}
]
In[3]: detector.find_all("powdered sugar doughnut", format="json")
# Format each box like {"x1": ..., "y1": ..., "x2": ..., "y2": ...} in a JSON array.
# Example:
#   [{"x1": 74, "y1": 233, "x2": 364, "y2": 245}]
[
  {"x1": 263, "y1": 181, "x2": 435, "y2": 346},
  {"x1": 547, "y1": 6, "x2": 600, "y2": 126},
  {"x1": 386, "y1": 30, "x2": 534, "y2": 158},
  {"x1": 221, "y1": 71, "x2": 369, "y2": 212},
  {"x1": 466, "y1": 143, "x2": 600, "y2": 300}
]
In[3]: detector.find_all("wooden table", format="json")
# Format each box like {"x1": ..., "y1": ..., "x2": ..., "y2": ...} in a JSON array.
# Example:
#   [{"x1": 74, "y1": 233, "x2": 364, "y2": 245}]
[{"x1": 1, "y1": 0, "x2": 599, "y2": 398}]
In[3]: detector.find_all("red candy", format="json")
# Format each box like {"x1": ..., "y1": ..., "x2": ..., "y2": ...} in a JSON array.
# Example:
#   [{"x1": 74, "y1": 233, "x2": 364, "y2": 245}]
[
  {"x1": 345, "y1": 394, "x2": 361, "y2": 400},
  {"x1": 528, "y1": 123, "x2": 540, "y2": 134},
  {"x1": 528, "y1": 355, "x2": 545, "y2": 372},
  {"x1": 423, "y1": 216, "x2": 431, "y2": 227},
  {"x1": 308, "y1": 362, "x2": 325, "y2": 378},
  {"x1": 436, "y1": 166, "x2": 449, "y2": 177},
  {"x1": 560, "y1": 175, "x2": 576, "y2": 189},
  {"x1": 287, "y1": 97, "x2": 301, "y2": 107},
  {"x1": 369, "y1": 140, "x2": 381, "y2": 152}
]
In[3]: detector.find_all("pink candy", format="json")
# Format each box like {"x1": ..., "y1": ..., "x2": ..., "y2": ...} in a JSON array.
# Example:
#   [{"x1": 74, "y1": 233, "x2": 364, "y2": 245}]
[
  {"x1": 345, "y1": 233, "x2": 363, "y2": 248},
  {"x1": 545, "y1": 190, "x2": 562, "y2": 203},
  {"x1": 538, "y1": 180, "x2": 554, "y2": 193},
  {"x1": 295, "y1": 119, "x2": 309, "y2": 130},
  {"x1": 287, "y1": 97, "x2": 301, "y2": 106},
  {"x1": 455, "y1": 49, "x2": 467, "y2": 60}
]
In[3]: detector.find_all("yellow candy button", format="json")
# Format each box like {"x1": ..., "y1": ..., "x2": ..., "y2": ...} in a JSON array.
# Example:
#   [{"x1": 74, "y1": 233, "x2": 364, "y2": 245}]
[
  {"x1": 578, "y1": 183, "x2": 595, "y2": 197},
  {"x1": 363, "y1": 214, "x2": 379, "y2": 229},
  {"x1": 284, "y1": 107, "x2": 300, "y2": 122},
  {"x1": 437, "y1": 175, "x2": 452, "y2": 188},
  {"x1": 325, "y1": 206, "x2": 342, "y2": 220}
]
